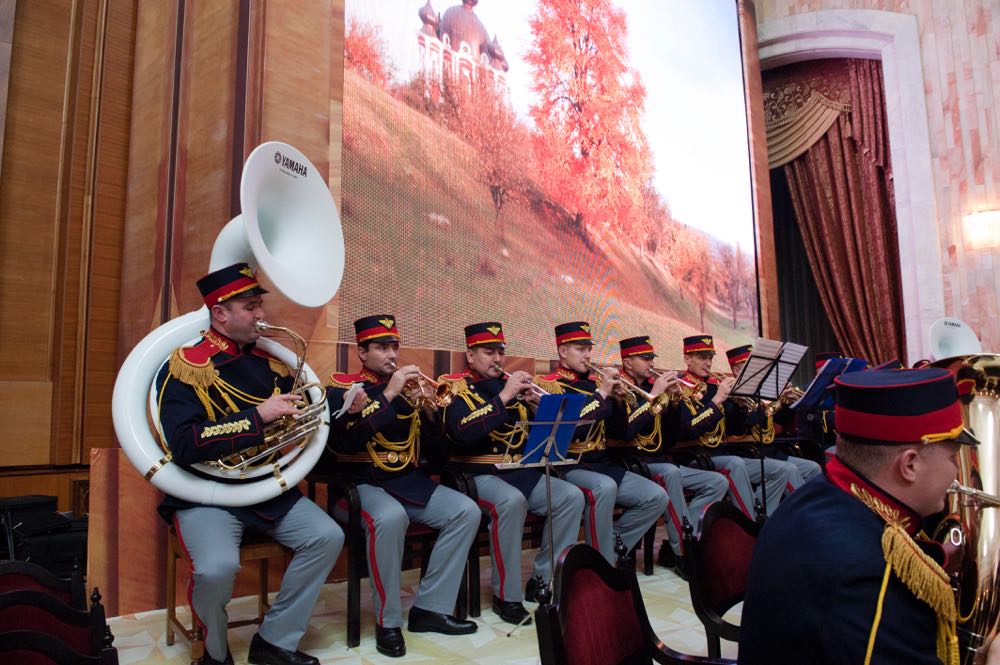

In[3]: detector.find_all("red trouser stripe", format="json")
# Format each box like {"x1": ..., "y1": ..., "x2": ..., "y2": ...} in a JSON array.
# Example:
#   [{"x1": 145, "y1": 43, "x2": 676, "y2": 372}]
[
  {"x1": 477, "y1": 499, "x2": 506, "y2": 601},
  {"x1": 654, "y1": 473, "x2": 685, "y2": 555},
  {"x1": 580, "y1": 488, "x2": 600, "y2": 554},
  {"x1": 360, "y1": 509, "x2": 389, "y2": 627},
  {"x1": 719, "y1": 468, "x2": 753, "y2": 519},
  {"x1": 172, "y1": 516, "x2": 205, "y2": 633}
]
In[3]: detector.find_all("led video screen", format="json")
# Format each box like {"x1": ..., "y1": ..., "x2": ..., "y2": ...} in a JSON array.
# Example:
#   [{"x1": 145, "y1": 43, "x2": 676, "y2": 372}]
[{"x1": 339, "y1": 0, "x2": 758, "y2": 368}]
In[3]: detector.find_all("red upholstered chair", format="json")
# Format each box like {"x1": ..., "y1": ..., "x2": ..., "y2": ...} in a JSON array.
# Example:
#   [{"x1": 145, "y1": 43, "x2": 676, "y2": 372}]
[
  {"x1": 535, "y1": 542, "x2": 734, "y2": 665},
  {"x1": 685, "y1": 501, "x2": 760, "y2": 658},
  {"x1": 0, "y1": 587, "x2": 117, "y2": 664},
  {"x1": 0, "y1": 631, "x2": 105, "y2": 665},
  {"x1": 0, "y1": 560, "x2": 86, "y2": 609}
]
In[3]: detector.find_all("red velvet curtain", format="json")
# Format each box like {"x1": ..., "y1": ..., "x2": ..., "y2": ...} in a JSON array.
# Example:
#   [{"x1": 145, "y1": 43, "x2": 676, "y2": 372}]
[{"x1": 769, "y1": 60, "x2": 906, "y2": 363}]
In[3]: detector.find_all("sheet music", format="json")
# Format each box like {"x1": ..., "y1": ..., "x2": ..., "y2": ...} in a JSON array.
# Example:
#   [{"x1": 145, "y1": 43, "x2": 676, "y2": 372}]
[
  {"x1": 332, "y1": 382, "x2": 366, "y2": 419},
  {"x1": 732, "y1": 337, "x2": 808, "y2": 401}
]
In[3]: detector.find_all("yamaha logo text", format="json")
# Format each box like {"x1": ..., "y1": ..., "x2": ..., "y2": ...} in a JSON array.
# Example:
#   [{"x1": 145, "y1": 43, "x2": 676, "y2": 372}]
[{"x1": 274, "y1": 151, "x2": 308, "y2": 177}]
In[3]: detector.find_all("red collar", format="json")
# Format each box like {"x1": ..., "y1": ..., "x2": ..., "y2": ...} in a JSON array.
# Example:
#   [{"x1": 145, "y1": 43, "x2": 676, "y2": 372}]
[
  {"x1": 205, "y1": 327, "x2": 240, "y2": 356},
  {"x1": 826, "y1": 456, "x2": 922, "y2": 536},
  {"x1": 464, "y1": 367, "x2": 486, "y2": 382},
  {"x1": 683, "y1": 369, "x2": 715, "y2": 385}
]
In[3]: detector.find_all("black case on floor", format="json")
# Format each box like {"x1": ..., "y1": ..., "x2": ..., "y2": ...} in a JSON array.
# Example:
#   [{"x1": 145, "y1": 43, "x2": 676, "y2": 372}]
[{"x1": 1, "y1": 494, "x2": 87, "y2": 578}]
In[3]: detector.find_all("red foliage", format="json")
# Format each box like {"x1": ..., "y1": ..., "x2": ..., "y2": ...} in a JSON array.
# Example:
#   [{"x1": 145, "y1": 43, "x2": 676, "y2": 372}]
[
  {"x1": 344, "y1": 19, "x2": 393, "y2": 90},
  {"x1": 525, "y1": 0, "x2": 653, "y2": 244}
]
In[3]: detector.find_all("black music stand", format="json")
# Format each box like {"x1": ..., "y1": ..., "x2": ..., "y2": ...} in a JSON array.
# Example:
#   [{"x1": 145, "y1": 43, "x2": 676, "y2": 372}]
[
  {"x1": 495, "y1": 393, "x2": 591, "y2": 634},
  {"x1": 731, "y1": 337, "x2": 808, "y2": 519}
]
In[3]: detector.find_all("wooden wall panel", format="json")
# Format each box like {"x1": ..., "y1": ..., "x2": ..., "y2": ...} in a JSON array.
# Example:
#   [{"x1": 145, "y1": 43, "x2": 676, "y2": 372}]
[
  {"x1": 0, "y1": 1, "x2": 75, "y2": 463},
  {"x1": 0, "y1": 381, "x2": 52, "y2": 466},
  {"x1": 0, "y1": 466, "x2": 90, "y2": 514},
  {"x1": 119, "y1": 0, "x2": 178, "y2": 351},
  {"x1": 169, "y1": 1, "x2": 240, "y2": 317},
  {"x1": 82, "y1": 0, "x2": 137, "y2": 455}
]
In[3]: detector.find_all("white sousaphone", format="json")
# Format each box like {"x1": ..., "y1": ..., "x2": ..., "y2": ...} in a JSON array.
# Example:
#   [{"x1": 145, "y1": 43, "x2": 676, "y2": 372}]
[
  {"x1": 112, "y1": 142, "x2": 344, "y2": 506},
  {"x1": 928, "y1": 317, "x2": 983, "y2": 361}
]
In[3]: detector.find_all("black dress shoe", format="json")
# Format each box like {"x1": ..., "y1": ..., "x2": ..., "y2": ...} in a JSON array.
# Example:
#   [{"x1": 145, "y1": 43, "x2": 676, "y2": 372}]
[
  {"x1": 674, "y1": 554, "x2": 689, "y2": 581},
  {"x1": 200, "y1": 651, "x2": 234, "y2": 665},
  {"x1": 407, "y1": 606, "x2": 478, "y2": 635},
  {"x1": 657, "y1": 539, "x2": 676, "y2": 568},
  {"x1": 247, "y1": 633, "x2": 319, "y2": 665},
  {"x1": 376, "y1": 626, "x2": 406, "y2": 658},
  {"x1": 524, "y1": 576, "x2": 538, "y2": 603},
  {"x1": 492, "y1": 597, "x2": 532, "y2": 625}
]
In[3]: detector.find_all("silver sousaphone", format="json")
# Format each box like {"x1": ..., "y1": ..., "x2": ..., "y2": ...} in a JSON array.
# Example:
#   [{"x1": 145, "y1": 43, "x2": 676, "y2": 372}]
[{"x1": 112, "y1": 142, "x2": 344, "y2": 506}]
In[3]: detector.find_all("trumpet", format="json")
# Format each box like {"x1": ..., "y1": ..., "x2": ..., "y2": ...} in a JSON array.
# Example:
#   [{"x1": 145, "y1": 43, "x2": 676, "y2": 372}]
[
  {"x1": 496, "y1": 366, "x2": 550, "y2": 398},
  {"x1": 948, "y1": 481, "x2": 1000, "y2": 508},
  {"x1": 586, "y1": 362, "x2": 667, "y2": 413},
  {"x1": 388, "y1": 362, "x2": 453, "y2": 409}
]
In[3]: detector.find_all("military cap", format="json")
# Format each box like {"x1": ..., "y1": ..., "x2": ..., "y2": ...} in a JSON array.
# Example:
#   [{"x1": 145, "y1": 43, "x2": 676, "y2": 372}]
[
  {"x1": 555, "y1": 321, "x2": 593, "y2": 346},
  {"x1": 726, "y1": 344, "x2": 752, "y2": 370},
  {"x1": 683, "y1": 335, "x2": 715, "y2": 354},
  {"x1": 197, "y1": 262, "x2": 268, "y2": 307},
  {"x1": 619, "y1": 335, "x2": 656, "y2": 360},
  {"x1": 834, "y1": 368, "x2": 978, "y2": 445},
  {"x1": 465, "y1": 321, "x2": 505, "y2": 348},
  {"x1": 354, "y1": 314, "x2": 400, "y2": 345}
]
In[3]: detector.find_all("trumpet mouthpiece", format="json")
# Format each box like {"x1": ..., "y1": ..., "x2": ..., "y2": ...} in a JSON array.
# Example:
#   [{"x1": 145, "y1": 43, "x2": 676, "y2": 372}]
[{"x1": 254, "y1": 321, "x2": 271, "y2": 331}]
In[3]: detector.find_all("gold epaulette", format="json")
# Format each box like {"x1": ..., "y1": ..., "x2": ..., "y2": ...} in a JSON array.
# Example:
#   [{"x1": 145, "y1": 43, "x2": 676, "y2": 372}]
[
  {"x1": 534, "y1": 373, "x2": 565, "y2": 395},
  {"x1": 849, "y1": 482, "x2": 959, "y2": 665},
  {"x1": 329, "y1": 371, "x2": 364, "y2": 389},
  {"x1": 437, "y1": 372, "x2": 470, "y2": 397},
  {"x1": 168, "y1": 347, "x2": 218, "y2": 390}
]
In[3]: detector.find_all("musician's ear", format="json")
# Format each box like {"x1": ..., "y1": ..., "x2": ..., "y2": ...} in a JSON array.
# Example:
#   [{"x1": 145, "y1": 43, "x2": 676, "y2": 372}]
[
  {"x1": 557, "y1": 345, "x2": 568, "y2": 360},
  {"x1": 895, "y1": 446, "x2": 921, "y2": 483},
  {"x1": 210, "y1": 302, "x2": 229, "y2": 324}
]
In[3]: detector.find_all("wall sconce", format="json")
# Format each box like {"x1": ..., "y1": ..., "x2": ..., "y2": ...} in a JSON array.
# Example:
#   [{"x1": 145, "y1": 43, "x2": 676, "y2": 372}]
[{"x1": 963, "y1": 210, "x2": 1000, "y2": 250}]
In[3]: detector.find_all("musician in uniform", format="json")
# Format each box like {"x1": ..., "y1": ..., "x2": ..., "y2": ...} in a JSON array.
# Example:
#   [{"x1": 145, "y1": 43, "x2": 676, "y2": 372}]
[
  {"x1": 725, "y1": 344, "x2": 822, "y2": 492},
  {"x1": 669, "y1": 335, "x2": 789, "y2": 519},
  {"x1": 323, "y1": 315, "x2": 480, "y2": 658},
  {"x1": 608, "y1": 336, "x2": 728, "y2": 576},
  {"x1": 739, "y1": 368, "x2": 979, "y2": 664},
  {"x1": 440, "y1": 322, "x2": 584, "y2": 622},
  {"x1": 155, "y1": 263, "x2": 343, "y2": 665},
  {"x1": 534, "y1": 321, "x2": 668, "y2": 564}
]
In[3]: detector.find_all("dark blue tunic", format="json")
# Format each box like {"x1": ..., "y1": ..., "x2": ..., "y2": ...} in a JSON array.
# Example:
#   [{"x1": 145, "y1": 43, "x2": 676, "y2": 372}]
[{"x1": 738, "y1": 457, "x2": 942, "y2": 664}]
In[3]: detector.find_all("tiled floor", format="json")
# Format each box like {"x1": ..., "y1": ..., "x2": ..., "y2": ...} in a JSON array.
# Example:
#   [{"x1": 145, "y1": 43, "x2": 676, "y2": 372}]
[{"x1": 109, "y1": 530, "x2": 740, "y2": 664}]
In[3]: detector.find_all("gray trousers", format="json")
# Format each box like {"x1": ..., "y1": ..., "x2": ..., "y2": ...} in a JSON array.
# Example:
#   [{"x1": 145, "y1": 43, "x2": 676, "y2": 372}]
[
  {"x1": 472, "y1": 474, "x2": 584, "y2": 601},
  {"x1": 708, "y1": 455, "x2": 790, "y2": 518},
  {"x1": 563, "y1": 468, "x2": 668, "y2": 564},
  {"x1": 783, "y1": 456, "x2": 822, "y2": 491},
  {"x1": 646, "y1": 463, "x2": 728, "y2": 554},
  {"x1": 173, "y1": 497, "x2": 343, "y2": 661},
  {"x1": 335, "y1": 484, "x2": 480, "y2": 628}
]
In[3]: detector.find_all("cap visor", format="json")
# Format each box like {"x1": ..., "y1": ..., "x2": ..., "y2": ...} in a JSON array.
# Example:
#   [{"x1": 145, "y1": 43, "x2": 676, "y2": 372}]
[
  {"x1": 955, "y1": 427, "x2": 980, "y2": 446},
  {"x1": 227, "y1": 285, "x2": 269, "y2": 300},
  {"x1": 472, "y1": 342, "x2": 505, "y2": 349}
]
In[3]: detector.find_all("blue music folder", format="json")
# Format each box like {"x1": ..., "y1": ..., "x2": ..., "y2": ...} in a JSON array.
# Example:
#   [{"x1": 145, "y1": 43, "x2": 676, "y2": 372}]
[
  {"x1": 519, "y1": 394, "x2": 589, "y2": 464},
  {"x1": 794, "y1": 357, "x2": 869, "y2": 410}
]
